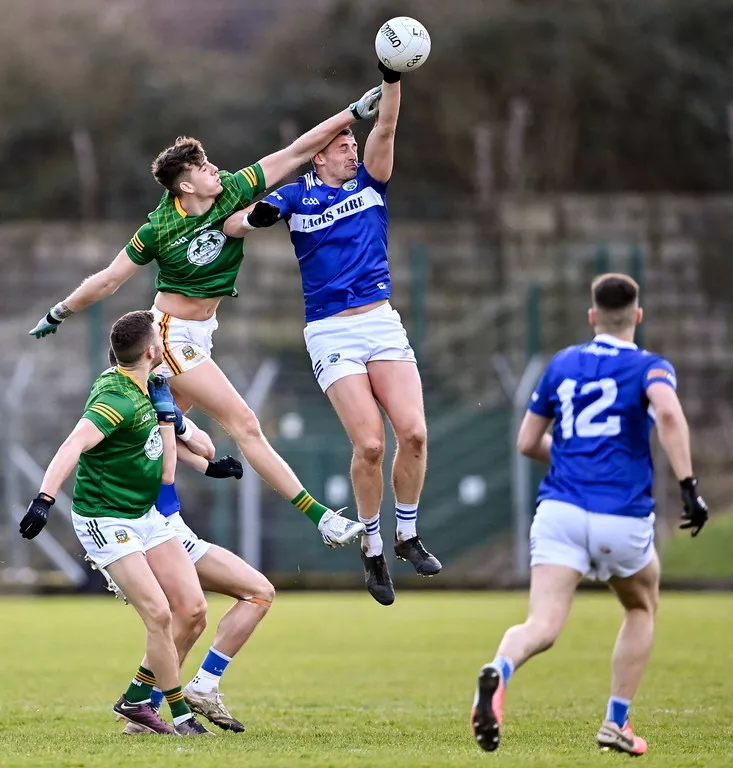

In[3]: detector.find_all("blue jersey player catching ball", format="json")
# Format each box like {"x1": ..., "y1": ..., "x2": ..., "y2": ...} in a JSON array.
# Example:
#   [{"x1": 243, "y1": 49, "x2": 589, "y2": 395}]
[
  {"x1": 470, "y1": 273, "x2": 709, "y2": 756},
  {"x1": 225, "y1": 60, "x2": 440, "y2": 605}
]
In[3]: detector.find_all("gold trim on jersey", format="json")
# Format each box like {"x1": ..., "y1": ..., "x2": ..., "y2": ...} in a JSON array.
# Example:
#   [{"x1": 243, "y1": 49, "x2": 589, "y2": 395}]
[
  {"x1": 239, "y1": 166, "x2": 258, "y2": 188},
  {"x1": 174, "y1": 196, "x2": 188, "y2": 218},
  {"x1": 159, "y1": 314, "x2": 184, "y2": 376},
  {"x1": 130, "y1": 233, "x2": 145, "y2": 253},
  {"x1": 89, "y1": 403, "x2": 124, "y2": 426},
  {"x1": 115, "y1": 366, "x2": 149, "y2": 395}
]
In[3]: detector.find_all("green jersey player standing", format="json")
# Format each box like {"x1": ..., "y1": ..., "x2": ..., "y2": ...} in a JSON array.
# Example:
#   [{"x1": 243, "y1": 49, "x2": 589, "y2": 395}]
[
  {"x1": 29, "y1": 85, "x2": 384, "y2": 549},
  {"x1": 20, "y1": 310, "x2": 212, "y2": 735}
]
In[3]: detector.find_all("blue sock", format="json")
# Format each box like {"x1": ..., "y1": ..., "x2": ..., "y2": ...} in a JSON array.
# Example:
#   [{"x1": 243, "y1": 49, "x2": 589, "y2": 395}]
[
  {"x1": 607, "y1": 696, "x2": 631, "y2": 727},
  {"x1": 491, "y1": 655, "x2": 515, "y2": 686},
  {"x1": 189, "y1": 646, "x2": 233, "y2": 693},
  {"x1": 150, "y1": 686, "x2": 164, "y2": 709},
  {"x1": 202, "y1": 647, "x2": 231, "y2": 676}
]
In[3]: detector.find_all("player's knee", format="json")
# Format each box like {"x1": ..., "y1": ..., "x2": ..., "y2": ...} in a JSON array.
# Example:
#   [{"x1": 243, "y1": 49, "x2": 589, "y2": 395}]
[
  {"x1": 355, "y1": 438, "x2": 385, "y2": 466},
  {"x1": 228, "y1": 409, "x2": 264, "y2": 445},
  {"x1": 398, "y1": 423, "x2": 427, "y2": 455},
  {"x1": 145, "y1": 601, "x2": 173, "y2": 634}
]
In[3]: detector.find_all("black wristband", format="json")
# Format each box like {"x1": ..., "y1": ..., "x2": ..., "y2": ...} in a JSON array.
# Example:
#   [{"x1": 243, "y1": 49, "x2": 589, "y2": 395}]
[
  {"x1": 45, "y1": 313, "x2": 62, "y2": 326},
  {"x1": 36, "y1": 492, "x2": 56, "y2": 506},
  {"x1": 679, "y1": 476, "x2": 697, "y2": 490},
  {"x1": 378, "y1": 61, "x2": 401, "y2": 83}
]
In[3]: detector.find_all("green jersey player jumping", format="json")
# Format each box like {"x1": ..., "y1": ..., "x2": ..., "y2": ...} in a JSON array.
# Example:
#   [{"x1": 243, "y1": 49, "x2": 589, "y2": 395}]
[
  {"x1": 29, "y1": 85, "x2": 384, "y2": 549},
  {"x1": 20, "y1": 310, "x2": 212, "y2": 735}
]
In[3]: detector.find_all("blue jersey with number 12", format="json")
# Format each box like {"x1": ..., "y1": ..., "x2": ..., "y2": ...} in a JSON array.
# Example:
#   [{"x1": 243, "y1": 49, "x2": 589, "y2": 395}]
[{"x1": 529, "y1": 334, "x2": 677, "y2": 517}]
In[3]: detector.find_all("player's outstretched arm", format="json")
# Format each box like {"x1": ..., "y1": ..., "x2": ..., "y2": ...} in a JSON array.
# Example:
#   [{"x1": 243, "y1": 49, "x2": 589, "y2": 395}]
[
  {"x1": 647, "y1": 382, "x2": 709, "y2": 536},
  {"x1": 29, "y1": 249, "x2": 140, "y2": 339},
  {"x1": 176, "y1": 441, "x2": 243, "y2": 480},
  {"x1": 516, "y1": 411, "x2": 553, "y2": 464},
  {"x1": 363, "y1": 65, "x2": 402, "y2": 183},
  {"x1": 19, "y1": 419, "x2": 105, "y2": 539},
  {"x1": 176, "y1": 414, "x2": 216, "y2": 460},
  {"x1": 222, "y1": 200, "x2": 281, "y2": 239},
  {"x1": 256, "y1": 86, "x2": 382, "y2": 189}
]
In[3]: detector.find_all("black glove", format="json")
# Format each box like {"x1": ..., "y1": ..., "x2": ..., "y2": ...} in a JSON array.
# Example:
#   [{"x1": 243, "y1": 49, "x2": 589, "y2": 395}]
[
  {"x1": 246, "y1": 201, "x2": 281, "y2": 229},
  {"x1": 679, "y1": 476, "x2": 708, "y2": 537},
  {"x1": 378, "y1": 60, "x2": 401, "y2": 84},
  {"x1": 19, "y1": 493, "x2": 55, "y2": 540},
  {"x1": 205, "y1": 455, "x2": 243, "y2": 480}
]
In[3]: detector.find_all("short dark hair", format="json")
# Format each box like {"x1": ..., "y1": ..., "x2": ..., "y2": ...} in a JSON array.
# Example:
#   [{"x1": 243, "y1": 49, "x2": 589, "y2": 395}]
[
  {"x1": 108, "y1": 346, "x2": 117, "y2": 367},
  {"x1": 110, "y1": 310, "x2": 156, "y2": 366},
  {"x1": 151, "y1": 136, "x2": 206, "y2": 194},
  {"x1": 312, "y1": 128, "x2": 355, "y2": 166},
  {"x1": 591, "y1": 273, "x2": 639, "y2": 331}
]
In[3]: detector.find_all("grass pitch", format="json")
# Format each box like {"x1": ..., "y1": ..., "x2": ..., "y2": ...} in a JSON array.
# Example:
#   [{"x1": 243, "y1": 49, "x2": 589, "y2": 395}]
[{"x1": 1, "y1": 592, "x2": 731, "y2": 768}]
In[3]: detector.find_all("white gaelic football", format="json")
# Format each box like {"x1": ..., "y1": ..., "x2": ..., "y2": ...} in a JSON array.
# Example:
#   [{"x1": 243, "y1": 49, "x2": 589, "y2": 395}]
[{"x1": 375, "y1": 16, "x2": 431, "y2": 73}]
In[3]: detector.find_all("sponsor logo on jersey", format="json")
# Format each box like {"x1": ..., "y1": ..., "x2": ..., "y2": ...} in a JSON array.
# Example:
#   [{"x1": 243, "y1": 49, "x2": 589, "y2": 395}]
[
  {"x1": 181, "y1": 345, "x2": 197, "y2": 361},
  {"x1": 342, "y1": 179, "x2": 358, "y2": 191},
  {"x1": 272, "y1": 191, "x2": 284, "y2": 201},
  {"x1": 114, "y1": 529, "x2": 130, "y2": 544},
  {"x1": 144, "y1": 425, "x2": 164, "y2": 460},
  {"x1": 187, "y1": 230, "x2": 227, "y2": 266},
  {"x1": 302, "y1": 197, "x2": 320, "y2": 205},
  {"x1": 328, "y1": 353, "x2": 341, "y2": 364},
  {"x1": 377, "y1": 282, "x2": 386, "y2": 290},
  {"x1": 141, "y1": 412, "x2": 152, "y2": 423},
  {"x1": 170, "y1": 236, "x2": 188, "y2": 248},
  {"x1": 289, "y1": 188, "x2": 384, "y2": 234}
]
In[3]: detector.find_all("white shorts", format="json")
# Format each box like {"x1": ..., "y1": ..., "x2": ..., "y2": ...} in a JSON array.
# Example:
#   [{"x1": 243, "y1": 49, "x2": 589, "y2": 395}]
[
  {"x1": 151, "y1": 307, "x2": 218, "y2": 379},
  {"x1": 529, "y1": 500, "x2": 656, "y2": 581},
  {"x1": 72, "y1": 505, "x2": 177, "y2": 569},
  {"x1": 165, "y1": 512, "x2": 211, "y2": 564},
  {"x1": 303, "y1": 301, "x2": 417, "y2": 392}
]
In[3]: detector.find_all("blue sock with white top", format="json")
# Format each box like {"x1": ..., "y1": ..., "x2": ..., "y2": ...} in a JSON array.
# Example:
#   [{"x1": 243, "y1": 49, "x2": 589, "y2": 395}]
[{"x1": 607, "y1": 696, "x2": 631, "y2": 727}]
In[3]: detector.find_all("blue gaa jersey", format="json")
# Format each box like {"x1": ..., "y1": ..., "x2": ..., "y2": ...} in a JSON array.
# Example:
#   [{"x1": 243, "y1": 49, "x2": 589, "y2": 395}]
[
  {"x1": 529, "y1": 334, "x2": 677, "y2": 517},
  {"x1": 262, "y1": 164, "x2": 390, "y2": 321}
]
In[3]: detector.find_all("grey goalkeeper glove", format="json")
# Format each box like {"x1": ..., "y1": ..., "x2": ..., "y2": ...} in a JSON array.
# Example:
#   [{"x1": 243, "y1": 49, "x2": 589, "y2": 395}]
[
  {"x1": 29, "y1": 311, "x2": 63, "y2": 338},
  {"x1": 349, "y1": 85, "x2": 382, "y2": 120}
]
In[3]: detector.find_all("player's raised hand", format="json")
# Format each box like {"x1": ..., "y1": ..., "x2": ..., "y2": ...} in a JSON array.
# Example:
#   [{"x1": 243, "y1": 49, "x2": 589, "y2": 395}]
[
  {"x1": 246, "y1": 201, "x2": 281, "y2": 229},
  {"x1": 377, "y1": 60, "x2": 401, "y2": 84},
  {"x1": 29, "y1": 312, "x2": 63, "y2": 339},
  {"x1": 349, "y1": 85, "x2": 382, "y2": 120},
  {"x1": 19, "y1": 493, "x2": 55, "y2": 539},
  {"x1": 205, "y1": 455, "x2": 244, "y2": 480},
  {"x1": 148, "y1": 375, "x2": 177, "y2": 423},
  {"x1": 679, "y1": 476, "x2": 708, "y2": 537}
]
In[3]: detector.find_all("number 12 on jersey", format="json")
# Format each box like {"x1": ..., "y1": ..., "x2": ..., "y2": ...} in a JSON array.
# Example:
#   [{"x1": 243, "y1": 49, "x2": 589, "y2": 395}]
[{"x1": 556, "y1": 378, "x2": 621, "y2": 439}]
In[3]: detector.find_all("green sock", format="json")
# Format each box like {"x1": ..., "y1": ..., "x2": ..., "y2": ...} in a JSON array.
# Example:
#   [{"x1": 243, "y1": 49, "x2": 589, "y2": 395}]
[
  {"x1": 163, "y1": 686, "x2": 191, "y2": 720},
  {"x1": 291, "y1": 489, "x2": 329, "y2": 525},
  {"x1": 124, "y1": 666, "x2": 156, "y2": 703}
]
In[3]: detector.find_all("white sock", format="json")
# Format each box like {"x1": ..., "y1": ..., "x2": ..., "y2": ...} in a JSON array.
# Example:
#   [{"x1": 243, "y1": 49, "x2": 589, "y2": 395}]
[
  {"x1": 395, "y1": 501, "x2": 418, "y2": 541},
  {"x1": 359, "y1": 514, "x2": 383, "y2": 557},
  {"x1": 173, "y1": 713, "x2": 193, "y2": 726}
]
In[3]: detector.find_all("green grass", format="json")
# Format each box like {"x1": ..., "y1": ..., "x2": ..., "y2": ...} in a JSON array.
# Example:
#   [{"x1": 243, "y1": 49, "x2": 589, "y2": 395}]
[
  {"x1": 661, "y1": 512, "x2": 733, "y2": 579},
  {"x1": 1, "y1": 592, "x2": 731, "y2": 767}
]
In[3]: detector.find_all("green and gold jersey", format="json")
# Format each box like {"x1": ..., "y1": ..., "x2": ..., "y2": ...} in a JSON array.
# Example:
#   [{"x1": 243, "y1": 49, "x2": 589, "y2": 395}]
[
  {"x1": 125, "y1": 164, "x2": 266, "y2": 298},
  {"x1": 72, "y1": 368, "x2": 163, "y2": 520}
]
